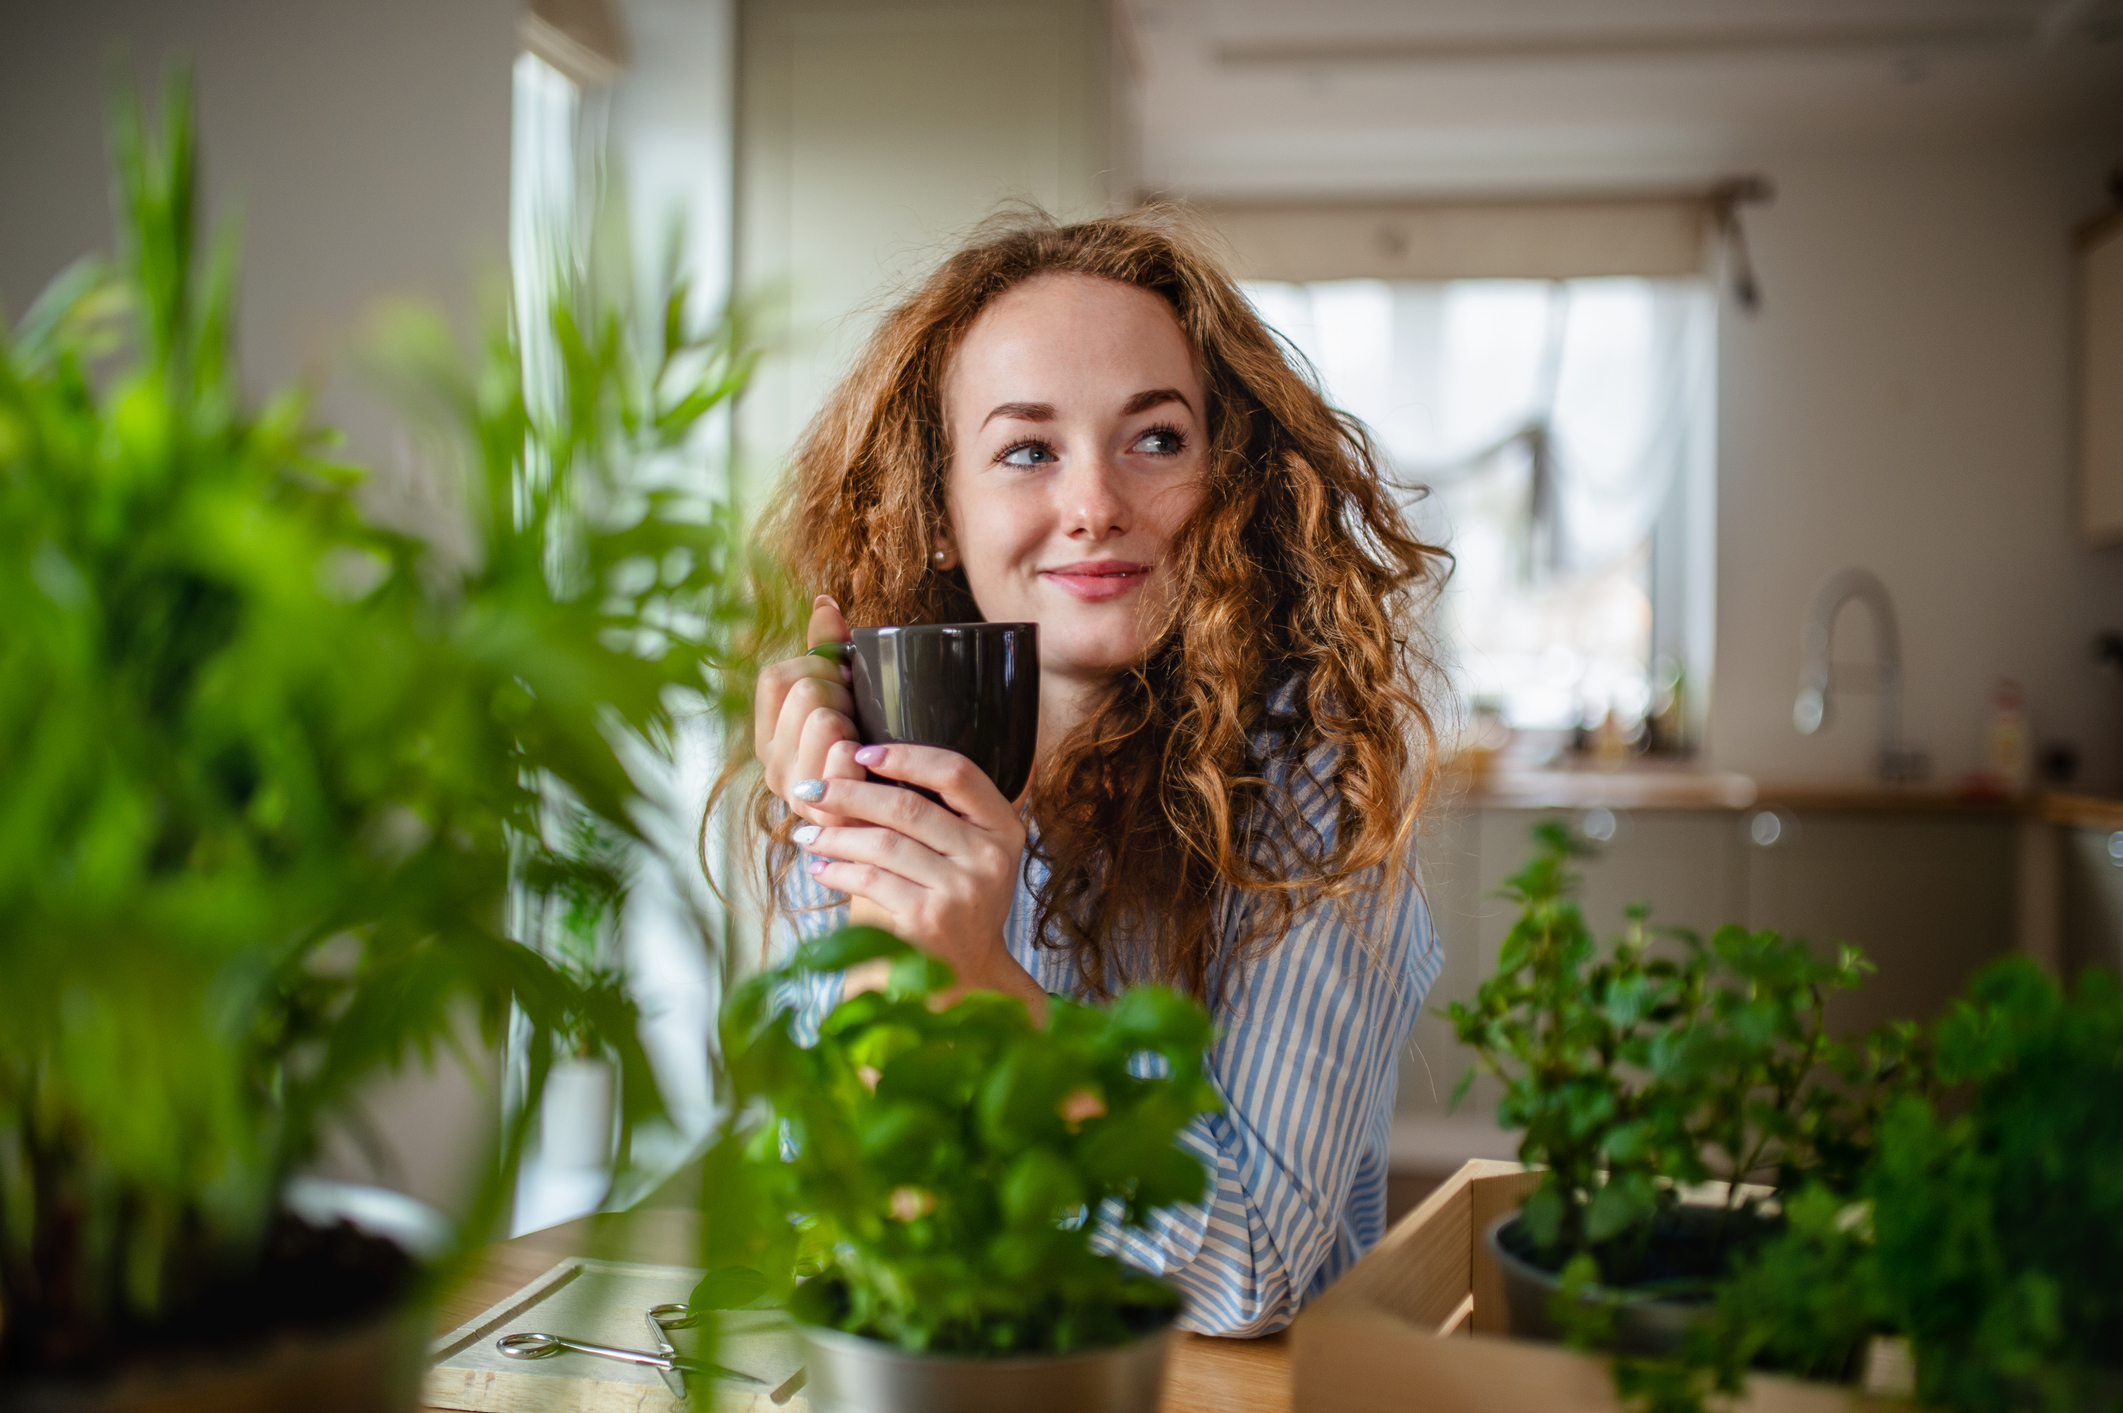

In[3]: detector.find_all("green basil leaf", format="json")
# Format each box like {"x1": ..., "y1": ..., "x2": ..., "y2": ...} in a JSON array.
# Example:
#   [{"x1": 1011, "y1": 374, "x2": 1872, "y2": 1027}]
[
  {"x1": 795, "y1": 925, "x2": 911, "y2": 972},
  {"x1": 689, "y1": 1265, "x2": 768, "y2": 1312}
]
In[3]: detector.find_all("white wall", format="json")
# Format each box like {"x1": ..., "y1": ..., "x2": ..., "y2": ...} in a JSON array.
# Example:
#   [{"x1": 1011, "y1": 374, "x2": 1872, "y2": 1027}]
[
  {"x1": 612, "y1": 0, "x2": 737, "y2": 330},
  {"x1": 0, "y1": 0, "x2": 518, "y2": 466},
  {"x1": 734, "y1": 0, "x2": 1121, "y2": 499},
  {"x1": 1711, "y1": 141, "x2": 2123, "y2": 792}
]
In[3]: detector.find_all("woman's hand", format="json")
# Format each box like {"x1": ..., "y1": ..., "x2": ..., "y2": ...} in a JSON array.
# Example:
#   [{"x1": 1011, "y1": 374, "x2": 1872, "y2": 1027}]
[
  {"x1": 755, "y1": 595, "x2": 866, "y2": 833},
  {"x1": 789, "y1": 745, "x2": 1047, "y2": 1021}
]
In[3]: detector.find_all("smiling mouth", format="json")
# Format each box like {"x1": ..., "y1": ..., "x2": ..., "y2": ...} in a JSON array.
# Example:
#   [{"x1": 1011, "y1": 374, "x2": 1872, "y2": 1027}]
[{"x1": 1040, "y1": 561, "x2": 1151, "y2": 600}]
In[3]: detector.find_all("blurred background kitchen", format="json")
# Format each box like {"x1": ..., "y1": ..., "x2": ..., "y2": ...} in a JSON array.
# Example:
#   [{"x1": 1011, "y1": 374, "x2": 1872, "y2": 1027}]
[{"x1": 5, "y1": 0, "x2": 2120, "y2": 1227}]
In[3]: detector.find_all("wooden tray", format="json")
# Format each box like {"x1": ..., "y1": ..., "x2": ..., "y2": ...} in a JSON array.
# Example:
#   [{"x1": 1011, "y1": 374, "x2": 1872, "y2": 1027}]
[
  {"x1": 423, "y1": 1257, "x2": 808, "y2": 1412},
  {"x1": 1291, "y1": 1160, "x2": 1901, "y2": 1413}
]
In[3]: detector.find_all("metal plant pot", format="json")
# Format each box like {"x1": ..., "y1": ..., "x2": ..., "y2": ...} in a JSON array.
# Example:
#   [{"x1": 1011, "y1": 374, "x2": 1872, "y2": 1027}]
[
  {"x1": 799, "y1": 1319, "x2": 1173, "y2": 1413},
  {"x1": 1484, "y1": 1212, "x2": 1714, "y2": 1356}
]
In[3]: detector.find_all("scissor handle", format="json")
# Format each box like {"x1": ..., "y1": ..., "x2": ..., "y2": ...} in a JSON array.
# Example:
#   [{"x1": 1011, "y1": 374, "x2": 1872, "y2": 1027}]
[{"x1": 496, "y1": 1331, "x2": 674, "y2": 1369}]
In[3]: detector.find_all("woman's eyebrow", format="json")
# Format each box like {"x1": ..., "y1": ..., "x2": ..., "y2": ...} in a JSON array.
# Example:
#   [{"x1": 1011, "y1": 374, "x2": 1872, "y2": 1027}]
[
  {"x1": 981, "y1": 401, "x2": 1055, "y2": 428},
  {"x1": 1123, "y1": 388, "x2": 1192, "y2": 416}
]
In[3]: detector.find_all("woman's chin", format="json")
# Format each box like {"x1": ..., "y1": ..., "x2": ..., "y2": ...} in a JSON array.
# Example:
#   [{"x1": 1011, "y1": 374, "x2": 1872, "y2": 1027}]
[{"x1": 1037, "y1": 632, "x2": 1154, "y2": 683}]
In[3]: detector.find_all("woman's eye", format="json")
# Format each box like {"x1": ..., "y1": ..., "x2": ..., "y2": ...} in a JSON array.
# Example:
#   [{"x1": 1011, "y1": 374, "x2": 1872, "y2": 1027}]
[
  {"x1": 999, "y1": 441, "x2": 1057, "y2": 468},
  {"x1": 1133, "y1": 428, "x2": 1185, "y2": 456}
]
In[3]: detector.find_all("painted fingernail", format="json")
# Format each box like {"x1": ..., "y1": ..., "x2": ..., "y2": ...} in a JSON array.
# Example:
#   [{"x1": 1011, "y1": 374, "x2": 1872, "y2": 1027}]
[
  {"x1": 814, "y1": 594, "x2": 841, "y2": 612},
  {"x1": 792, "y1": 779, "x2": 826, "y2": 802},
  {"x1": 807, "y1": 857, "x2": 829, "y2": 876},
  {"x1": 792, "y1": 824, "x2": 822, "y2": 846},
  {"x1": 853, "y1": 745, "x2": 886, "y2": 767}
]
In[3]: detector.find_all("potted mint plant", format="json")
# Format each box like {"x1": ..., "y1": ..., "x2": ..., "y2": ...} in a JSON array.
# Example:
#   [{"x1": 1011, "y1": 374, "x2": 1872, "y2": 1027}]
[
  {"x1": 688, "y1": 925, "x2": 1220, "y2": 1413},
  {"x1": 0, "y1": 76, "x2": 759, "y2": 1409},
  {"x1": 1448, "y1": 823, "x2": 1907, "y2": 1356}
]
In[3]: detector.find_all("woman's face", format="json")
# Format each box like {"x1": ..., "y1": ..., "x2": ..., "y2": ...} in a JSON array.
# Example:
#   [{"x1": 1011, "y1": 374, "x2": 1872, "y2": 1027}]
[{"x1": 941, "y1": 272, "x2": 1209, "y2": 687}]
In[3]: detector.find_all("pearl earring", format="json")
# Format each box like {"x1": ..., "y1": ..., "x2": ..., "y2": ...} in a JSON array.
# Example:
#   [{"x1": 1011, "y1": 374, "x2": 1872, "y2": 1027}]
[{"x1": 931, "y1": 548, "x2": 949, "y2": 567}]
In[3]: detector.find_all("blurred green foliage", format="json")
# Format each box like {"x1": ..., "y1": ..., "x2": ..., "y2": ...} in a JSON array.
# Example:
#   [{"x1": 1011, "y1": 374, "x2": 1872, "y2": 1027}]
[
  {"x1": 1676, "y1": 959, "x2": 2123, "y2": 1413},
  {"x1": 691, "y1": 926, "x2": 1219, "y2": 1357},
  {"x1": 0, "y1": 75, "x2": 771, "y2": 1371}
]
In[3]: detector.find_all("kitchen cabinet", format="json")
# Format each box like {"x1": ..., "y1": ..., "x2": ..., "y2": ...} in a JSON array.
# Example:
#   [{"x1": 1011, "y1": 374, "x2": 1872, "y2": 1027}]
[
  {"x1": 1745, "y1": 814, "x2": 2016, "y2": 1035},
  {"x1": 1399, "y1": 800, "x2": 2018, "y2": 1132},
  {"x1": 2061, "y1": 822, "x2": 2123, "y2": 975}
]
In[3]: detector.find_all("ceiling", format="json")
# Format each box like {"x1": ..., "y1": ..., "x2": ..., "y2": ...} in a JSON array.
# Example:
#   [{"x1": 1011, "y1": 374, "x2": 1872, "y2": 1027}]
[{"x1": 1126, "y1": 0, "x2": 2123, "y2": 198}]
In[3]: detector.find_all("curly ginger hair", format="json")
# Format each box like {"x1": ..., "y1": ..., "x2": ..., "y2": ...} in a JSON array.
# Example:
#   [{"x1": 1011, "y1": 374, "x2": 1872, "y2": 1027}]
[{"x1": 730, "y1": 204, "x2": 1448, "y2": 1005}]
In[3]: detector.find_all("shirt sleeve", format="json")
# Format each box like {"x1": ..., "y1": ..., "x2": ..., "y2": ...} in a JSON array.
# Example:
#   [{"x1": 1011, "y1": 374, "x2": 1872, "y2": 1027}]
[
  {"x1": 771, "y1": 852, "x2": 851, "y2": 1047},
  {"x1": 1093, "y1": 758, "x2": 1444, "y2": 1337}
]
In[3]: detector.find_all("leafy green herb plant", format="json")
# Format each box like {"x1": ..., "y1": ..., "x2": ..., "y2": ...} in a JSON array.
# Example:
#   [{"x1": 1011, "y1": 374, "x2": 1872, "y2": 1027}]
[
  {"x1": 1690, "y1": 958, "x2": 2123, "y2": 1413},
  {"x1": 1456, "y1": 828, "x2": 2122, "y2": 1413},
  {"x1": 1865, "y1": 958, "x2": 2123, "y2": 1412},
  {"x1": 0, "y1": 76, "x2": 762, "y2": 1375},
  {"x1": 1448, "y1": 823, "x2": 1882, "y2": 1298},
  {"x1": 693, "y1": 926, "x2": 1221, "y2": 1357}
]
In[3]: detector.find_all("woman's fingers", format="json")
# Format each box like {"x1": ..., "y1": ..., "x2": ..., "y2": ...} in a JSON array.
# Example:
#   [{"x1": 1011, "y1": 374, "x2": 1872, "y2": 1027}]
[
  {"x1": 767, "y1": 674, "x2": 855, "y2": 794},
  {"x1": 785, "y1": 763, "x2": 1023, "y2": 865},
  {"x1": 783, "y1": 712, "x2": 863, "y2": 828},
  {"x1": 805, "y1": 593, "x2": 852, "y2": 651},
  {"x1": 787, "y1": 774, "x2": 985, "y2": 858},
  {"x1": 846, "y1": 744, "x2": 1019, "y2": 832},
  {"x1": 779, "y1": 676, "x2": 856, "y2": 761},
  {"x1": 792, "y1": 822, "x2": 948, "y2": 889},
  {"x1": 755, "y1": 654, "x2": 851, "y2": 760},
  {"x1": 754, "y1": 595, "x2": 853, "y2": 763},
  {"x1": 804, "y1": 853, "x2": 925, "y2": 921}
]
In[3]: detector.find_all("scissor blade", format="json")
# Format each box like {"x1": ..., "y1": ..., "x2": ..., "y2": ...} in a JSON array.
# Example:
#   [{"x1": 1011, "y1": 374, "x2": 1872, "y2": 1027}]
[{"x1": 672, "y1": 1357, "x2": 766, "y2": 1385}]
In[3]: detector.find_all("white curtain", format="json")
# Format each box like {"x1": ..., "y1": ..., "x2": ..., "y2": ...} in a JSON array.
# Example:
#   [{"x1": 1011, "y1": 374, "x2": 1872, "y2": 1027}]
[{"x1": 1245, "y1": 276, "x2": 1714, "y2": 729}]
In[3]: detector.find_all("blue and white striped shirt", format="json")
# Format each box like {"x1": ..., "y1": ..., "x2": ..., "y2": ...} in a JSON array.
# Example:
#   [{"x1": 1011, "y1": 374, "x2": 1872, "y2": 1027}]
[{"x1": 773, "y1": 730, "x2": 1442, "y2": 1337}]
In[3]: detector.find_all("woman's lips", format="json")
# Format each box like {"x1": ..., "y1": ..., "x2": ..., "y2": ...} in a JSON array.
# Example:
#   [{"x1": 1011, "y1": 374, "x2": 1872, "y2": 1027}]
[{"x1": 1040, "y1": 560, "x2": 1151, "y2": 601}]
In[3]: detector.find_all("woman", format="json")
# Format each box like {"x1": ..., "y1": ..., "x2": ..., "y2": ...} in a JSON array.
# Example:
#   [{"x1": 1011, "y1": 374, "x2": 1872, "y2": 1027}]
[{"x1": 733, "y1": 206, "x2": 1447, "y2": 1337}]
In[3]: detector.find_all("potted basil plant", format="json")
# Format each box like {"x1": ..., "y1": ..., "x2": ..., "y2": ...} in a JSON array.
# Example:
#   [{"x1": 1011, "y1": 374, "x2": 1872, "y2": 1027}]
[
  {"x1": 1448, "y1": 823, "x2": 1913, "y2": 1356},
  {"x1": 0, "y1": 78, "x2": 760, "y2": 1409},
  {"x1": 690, "y1": 925, "x2": 1222, "y2": 1413}
]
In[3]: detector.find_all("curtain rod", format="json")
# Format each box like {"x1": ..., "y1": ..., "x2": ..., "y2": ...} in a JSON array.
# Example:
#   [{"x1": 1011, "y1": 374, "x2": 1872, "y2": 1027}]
[
  {"x1": 1184, "y1": 178, "x2": 1774, "y2": 215},
  {"x1": 1214, "y1": 16, "x2": 2034, "y2": 67},
  {"x1": 1179, "y1": 179, "x2": 1774, "y2": 313}
]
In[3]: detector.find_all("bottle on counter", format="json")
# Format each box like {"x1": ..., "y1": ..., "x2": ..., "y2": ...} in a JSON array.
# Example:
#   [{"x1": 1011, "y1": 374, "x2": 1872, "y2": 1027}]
[{"x1": 1987, "y1": 677, "x2": 2033, "y2": 797}]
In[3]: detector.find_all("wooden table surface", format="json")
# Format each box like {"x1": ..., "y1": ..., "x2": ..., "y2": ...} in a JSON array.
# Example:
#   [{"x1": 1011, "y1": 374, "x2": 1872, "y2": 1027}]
[{"x1": 424, "y1": 1207, "x2": 1290, "y2": 1413}]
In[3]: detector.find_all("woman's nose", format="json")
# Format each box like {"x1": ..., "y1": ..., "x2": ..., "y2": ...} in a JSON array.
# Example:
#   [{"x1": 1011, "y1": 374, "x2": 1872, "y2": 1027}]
[{"x1": 1060, "y1": 455, "x2": 1128, "y2": 539}]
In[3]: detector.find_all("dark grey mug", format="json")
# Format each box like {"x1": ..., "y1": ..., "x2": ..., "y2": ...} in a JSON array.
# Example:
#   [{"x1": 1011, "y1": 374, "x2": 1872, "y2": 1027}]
[{"x1": 848, "y1": 623, "x2": 1038, "y2": 802}]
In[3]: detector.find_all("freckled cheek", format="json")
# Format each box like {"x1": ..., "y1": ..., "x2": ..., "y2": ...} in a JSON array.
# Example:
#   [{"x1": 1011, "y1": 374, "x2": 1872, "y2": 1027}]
[{"x1": 954, "y1": 504, "x2": 1053, "y2": 606}]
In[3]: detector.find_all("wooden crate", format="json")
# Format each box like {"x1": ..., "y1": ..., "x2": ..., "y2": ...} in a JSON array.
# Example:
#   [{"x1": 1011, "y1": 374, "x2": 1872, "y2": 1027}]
[{"x1": 1292, "y1": 1160, "x2": 1896, "y2": 1413}]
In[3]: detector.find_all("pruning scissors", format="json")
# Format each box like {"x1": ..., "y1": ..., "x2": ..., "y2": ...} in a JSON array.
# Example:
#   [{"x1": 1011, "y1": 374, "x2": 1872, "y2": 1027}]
[
  {"x1": 496, "y1": 1327, "x2": 762, "y2": 1400},
  {"x1": 647, "y1": 1303, "x2": 808, "y2": 1406}
]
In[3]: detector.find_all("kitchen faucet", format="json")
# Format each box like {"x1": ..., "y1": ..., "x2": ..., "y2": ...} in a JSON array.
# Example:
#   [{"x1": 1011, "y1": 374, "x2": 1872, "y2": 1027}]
[{"x1": 1792, "y1": 567, "x2": 1929, "y2": 782}]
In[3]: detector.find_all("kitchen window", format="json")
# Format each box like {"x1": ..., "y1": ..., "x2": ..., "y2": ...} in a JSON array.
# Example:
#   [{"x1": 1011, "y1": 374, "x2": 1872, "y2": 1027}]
[{"x1": 1243, "y1": 274, "x2": 1717, "y2": 746}]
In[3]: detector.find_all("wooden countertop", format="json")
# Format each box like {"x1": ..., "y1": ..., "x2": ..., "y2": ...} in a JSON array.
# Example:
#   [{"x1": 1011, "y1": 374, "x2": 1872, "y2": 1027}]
[
  {"x1": 425, "y1": 1207, "x2": 1289, "y2": 1413},
  {"x1": 2039, "y1": 791, "x2": 2123, "y2": 832},
  {"x1": 1455, "y1": 766, "x2": 2120, "y2": 824}
]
